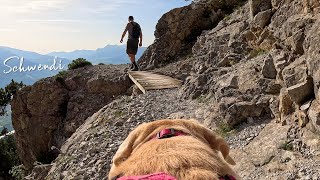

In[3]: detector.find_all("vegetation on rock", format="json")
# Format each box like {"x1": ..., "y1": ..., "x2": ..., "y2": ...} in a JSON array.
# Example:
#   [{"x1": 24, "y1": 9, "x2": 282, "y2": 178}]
[
  {"x1": 0, "y1": 135, "x2": 21, "y2": 179},
  {"x1": 67, "y1": 58, "x2": 92, "y2": 70},
  {"x1": 0, "y1": 80, "x2": 25, "y2": 116}
]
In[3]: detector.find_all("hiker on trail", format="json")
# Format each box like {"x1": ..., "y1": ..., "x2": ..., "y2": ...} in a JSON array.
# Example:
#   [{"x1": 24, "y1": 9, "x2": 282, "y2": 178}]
[{"x1": 120, "y1": 16, "x2": 142, "y2": 71}]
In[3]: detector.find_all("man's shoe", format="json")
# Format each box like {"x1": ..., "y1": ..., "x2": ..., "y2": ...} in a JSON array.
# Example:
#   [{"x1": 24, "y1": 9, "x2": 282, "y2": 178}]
[
  {"x1": 132, "y1": 64, "x2": 139, "y2": 71},
  {"x1": 130, "y1": 63, "x2": 134, "y2": 70}
]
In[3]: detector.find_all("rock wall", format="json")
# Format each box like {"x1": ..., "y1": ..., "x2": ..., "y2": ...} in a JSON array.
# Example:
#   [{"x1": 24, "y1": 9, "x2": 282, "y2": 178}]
[
  {"x1": 12, "y1": 65, "x2": 131, "y2": 169},
  {"x1": 175, "y1": 0, "x2": 320, "y2": 130},
  {"x1": 138, "y1": 0, "x2": 247, "y2": 70}
]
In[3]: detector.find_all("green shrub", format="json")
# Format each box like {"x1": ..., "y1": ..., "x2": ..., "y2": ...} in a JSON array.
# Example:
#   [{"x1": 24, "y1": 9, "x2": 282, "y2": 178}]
[
  {"x1": 1, "y1": 127, "x2": 8, "y2": 136},
  {"x1": 249, "y1": 48, "x2": 268, "y2": 58},
  {"x1": 1, "y1": 80, "x2": 25, "y2": 116},
  {"x1": 0, "y1": 134, "x2": 20, "y2": 179},
  {"x1": 54, "y1": 71, "x2": 68, "y2": 84},
  {"x1": 9, "y1": 165, "x2": 25, "y2": 180},
  {"x1": 55, "y1": 71, "x2": 68, "y2": 79},
  {"x1": 98, "y1": 63, "x2": 105, "y2": 65},
  {"x1": 217, "y1": 121, "x2": 235, "y2": 138},
  {"x1": 67, "y1": 58, "x2": 92, "y2": 70},
  {"x1": 279, "y1": 141, "x2": 294, "y2": 151}
]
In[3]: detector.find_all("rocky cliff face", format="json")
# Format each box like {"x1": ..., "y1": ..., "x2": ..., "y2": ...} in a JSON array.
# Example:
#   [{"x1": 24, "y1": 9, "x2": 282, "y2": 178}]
[
  {"x1": 14, "y1": 0, "x2": 320, "y2": 179},
  {"x1": 12, "y1": 65, "x2": 131, "y2": 169},
  {"x1": 138, "y1": 0, "x2": 247, "y2": 69},
  {"x1": 176, "y1": 0, "x2": 320, "y2": 131}
]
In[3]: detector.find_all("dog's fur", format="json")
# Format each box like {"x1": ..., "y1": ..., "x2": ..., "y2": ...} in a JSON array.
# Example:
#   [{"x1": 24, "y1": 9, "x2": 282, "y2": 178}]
[{"x1": 109, "y1": 119, "x2": 240, "y2": 180}]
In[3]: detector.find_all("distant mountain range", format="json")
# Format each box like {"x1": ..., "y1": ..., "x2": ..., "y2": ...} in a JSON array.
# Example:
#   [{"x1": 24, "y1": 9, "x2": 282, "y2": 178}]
[
  {"x1": 0, "y1": 47, "x2": 69, "y2": 88},
  {"x1": 0, "y1": 45, "x2": 146, "y2": 88},
  {"x1": 47, "y1": 45, "x2": 146, "y2": 65}
]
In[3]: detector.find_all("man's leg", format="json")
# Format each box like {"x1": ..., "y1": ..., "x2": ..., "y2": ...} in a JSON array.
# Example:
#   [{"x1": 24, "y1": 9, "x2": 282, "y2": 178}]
[
  {"x1": 128, "y1": 54, "x2": 135, "y2": 63},
  {"x1": 129, "y1": 54, "x2": 138, "y2": 71}
]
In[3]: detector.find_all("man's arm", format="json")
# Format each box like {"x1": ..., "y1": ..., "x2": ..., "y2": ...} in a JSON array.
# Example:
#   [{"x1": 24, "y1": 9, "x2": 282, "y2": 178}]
[
  {"x1": 120, "y1": 25, "x2": 128, "y2": 43},
  {"x1": 139, "y1": 31, "x2": 143, "y2": 47}
]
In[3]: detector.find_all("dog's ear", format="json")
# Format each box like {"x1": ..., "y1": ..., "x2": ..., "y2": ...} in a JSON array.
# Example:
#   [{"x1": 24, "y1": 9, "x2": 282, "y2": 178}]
[
  {"x1": 186, "y1": 120, "x2": 236, "y2": 165},
  {"x1": 112, "y1": 122, "x2": 155, "y2": 166}
]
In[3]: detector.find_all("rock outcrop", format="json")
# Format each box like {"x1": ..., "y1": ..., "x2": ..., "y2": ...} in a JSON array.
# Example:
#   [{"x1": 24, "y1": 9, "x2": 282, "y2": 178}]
[
  {"x1": 12, "y1": 65, "x2": 131, "y2": 169},
  {"x1": 167, "y1": 0, "x2": 320, "y2": 129},
  {"x1": 138, "y1": 0, "x2": 247, "y2": 70}
]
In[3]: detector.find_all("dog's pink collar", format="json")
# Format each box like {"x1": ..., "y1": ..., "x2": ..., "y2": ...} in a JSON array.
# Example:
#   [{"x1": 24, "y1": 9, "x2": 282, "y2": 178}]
[
  {"x1": 116, "y1": 172, "x2": 177, "y2": 180},
  {"x1": 151, "y1": 128, "x2": 187, "y2": 140}
]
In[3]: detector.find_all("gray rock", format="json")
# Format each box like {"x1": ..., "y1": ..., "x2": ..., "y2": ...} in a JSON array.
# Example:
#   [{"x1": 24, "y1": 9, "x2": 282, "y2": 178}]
[
  {"x1": 305, "y1": 18, "x2": 320, "y2": 101},
  {"x1": 307, "y1": 100, "x2": 320, "y2": 132},
  {"x1": 249, "y1": 0, "x2": 272, "y2": 18},
  {"x1": 262, "y1": 55, "x2": 277, "y2": 79},
  {"x1": 11, "y1": 65, "x2": 132, "y2": 169},
  {"x1": 225, "y1": 100, "x2": 268, "y2": 126},
  {"x1": 252, "y1": 9, "x2": 272, "y2": 28},
  {"x1": 279, "y1": 89, "x2": 295, "y2": 123},
  {"x1": 282, "y1": 56, "x2": 309, "y2": 88},
  {"x1": 287, "y1": 77, "x2": 314, "y2": 105}
]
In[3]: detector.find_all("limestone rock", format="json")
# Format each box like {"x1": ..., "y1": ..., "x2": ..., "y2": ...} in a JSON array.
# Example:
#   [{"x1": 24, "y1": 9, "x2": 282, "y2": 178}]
[
  {"x1": 24, "y1": 164, "x2": 52, "y2": 180},
  {"x1": 225, "y1": 99, "x2": 269, "y2": 126},
  {"x1": 279, "y1": 89, "x2": 294, "y2": 123},
  {"x1": 282, "y1": 56, "x2": 310, "y2": 88},
  {"x1": 11, "y1": 65, "x2": 131, "y2": 169},
  {"x1": 249, "y1": 0, "x2": 271, "y2": 18},
  {"x1": 262, "y1": 55, "x2": 277, "y2": 79},
  {"x1": 138, "y1": 0, "x2": 250, "y2": 70},
  {"x1": 252, "y1": 9, "x2": 272, "y2": 28},
  {"x1": 297, "y1": 110, "x2": 309, "y2": 127},
  {"x1": 307, "y1": 100, "x2": 320, "y2": 132},
  {"x1": 138, "y1": 2, "x2": 218, "y2": 69},
  {"x1": 305, "y1": 18, "x2": 320, "y2": 101},
  {"x1": 287, "y1": 77, "x2": 314, "y2": 105}
]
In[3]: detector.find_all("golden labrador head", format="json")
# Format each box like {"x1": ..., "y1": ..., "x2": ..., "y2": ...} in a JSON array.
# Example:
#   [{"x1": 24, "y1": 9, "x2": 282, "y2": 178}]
[{"x1": 109, "y1": 119, "x2": 236, "y2": 180}]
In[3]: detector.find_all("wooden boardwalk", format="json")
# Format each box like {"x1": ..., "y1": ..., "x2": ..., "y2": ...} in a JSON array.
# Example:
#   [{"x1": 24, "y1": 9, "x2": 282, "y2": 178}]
[{"x1": 128, "y1": 71, "x2": 182, "y2": 94}]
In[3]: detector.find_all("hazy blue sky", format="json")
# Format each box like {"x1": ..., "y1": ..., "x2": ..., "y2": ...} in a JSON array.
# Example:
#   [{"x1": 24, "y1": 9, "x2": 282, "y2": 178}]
[{"x1": 0, "y1": 0, "x2": 190, "y2": 54}]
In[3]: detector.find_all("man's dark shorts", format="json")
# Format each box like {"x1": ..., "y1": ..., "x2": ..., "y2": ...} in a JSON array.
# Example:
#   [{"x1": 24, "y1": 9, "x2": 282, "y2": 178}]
[{"x1": 126, "y1": 38, "x2": 139, "y2": 55}]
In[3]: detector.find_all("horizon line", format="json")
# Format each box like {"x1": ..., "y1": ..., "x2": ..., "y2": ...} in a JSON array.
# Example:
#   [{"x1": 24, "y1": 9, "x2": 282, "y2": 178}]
[{"x1": 0, "y1": 44, "x2": 149, "y2": 56}]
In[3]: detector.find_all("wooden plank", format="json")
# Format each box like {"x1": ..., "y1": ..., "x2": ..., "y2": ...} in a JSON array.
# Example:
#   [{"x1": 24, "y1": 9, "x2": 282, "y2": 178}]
[
  {"x1": 130, "y1": 72, "x2": 169, "y2": 78},
  {"x1": 143, "y1": 84, "x2": 181, "y2": 88},
  {"x1": 141, "y1": 81, "x2": 181, "y2": 85},
  {"x1": 144, "y1": 85, "x2": 181, "y2": 90},
  {"x1": 138, "y1": 79, "x2": 181, "y2": 84},
  {"x1": 128, "y1": 73, "x2": 146, "y2": 94},
  {"x1": 128, "y1": 71, "x2": 182, "y2": 94},
  {"x1": 132, "y1": 75, "x2": 173, "y2": 80},
  {"x1": 133, "y1": 78, "x2": 181, "y2": 84}
]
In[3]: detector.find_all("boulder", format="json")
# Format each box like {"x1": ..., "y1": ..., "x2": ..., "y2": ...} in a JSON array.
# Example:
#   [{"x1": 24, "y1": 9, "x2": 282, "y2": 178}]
[
  {"x1": 282, "y1": 56, "x2": 309, "y2": 88},
  {"x1": 138, "y1": 2, "x2": 219, "y2": 69},
  {"x1": 287, "y1": 77, "x2": 314, "y2": 105},
  {"x1": 279, "y1": 89, "x2": 294, "y2": 123},
  {"x1": 262, "y1": 55, "x2": 277, "y2": 79},
  {"x1": 139, "y1": 0, "x2": 250, "y2": 70},
  {"x1": 11, "y1": 65, "x2": 132, "y2": 169},
  {"x1": 297, "y1": 110, "x2": 309, "y2": 127},
  {"x1": 225, "y1": 98, "x2": 269, "y2": 126},
  {"x1": 249, "y1": 0, "x2": 271, "y2": 18},
  {"x1": 307, "y1": 100, "x2": 320, "y2": 133},
  {"x1": 24, "y1": 164, "x2": 53, "y2": 180},
  {"x1": 252, "y1": 9, "x2": 272, "y2": 28}
]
